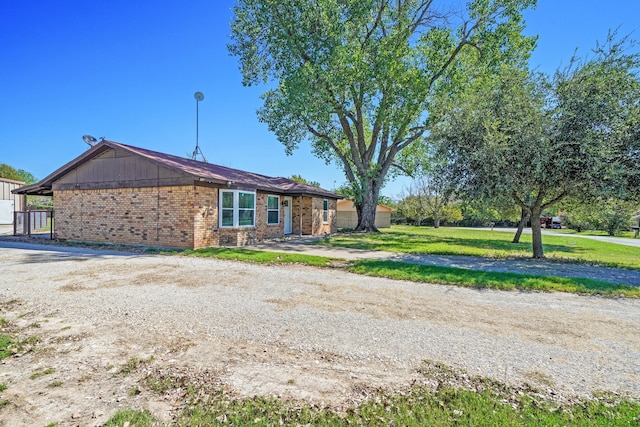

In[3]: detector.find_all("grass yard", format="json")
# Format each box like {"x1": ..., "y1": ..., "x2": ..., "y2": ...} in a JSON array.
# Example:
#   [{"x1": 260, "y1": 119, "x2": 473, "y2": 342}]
[
  {"x1": 106, "y1": 360, "x2": 640, "y2": 426},
  {"x1": 107, "y1": 391, "x2": 640, "y2": 426},
  {"x1": 547, "y1": 228, "x2": 637, "y2": 238},
  {"x1": 347, "y1": 260, "x2": 640, "y2": 297},
  {"x1": 318, "y1": 225, "x2": 640, "y2": 269},
  {"x1": 181, "y1": 247, "x2": 339, "y2": 267},
  {"x1": 180, "y1": 244, "x2": 640, "y2": 297}
]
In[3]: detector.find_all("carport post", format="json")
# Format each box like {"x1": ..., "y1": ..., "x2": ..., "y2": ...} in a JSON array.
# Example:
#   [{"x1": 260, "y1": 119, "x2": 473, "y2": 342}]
[{"x1": 22, "y1": 194, "x2": 27, "y2": 235}]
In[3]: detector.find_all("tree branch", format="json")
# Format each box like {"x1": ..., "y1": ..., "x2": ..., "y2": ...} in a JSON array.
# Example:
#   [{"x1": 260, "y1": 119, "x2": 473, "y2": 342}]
[
  {"x1": 306, "y1": 124, "x2": 356, "y2": 180},
  {"x1": 541, "y1": 191, "x2": 568, "y2": 210}
]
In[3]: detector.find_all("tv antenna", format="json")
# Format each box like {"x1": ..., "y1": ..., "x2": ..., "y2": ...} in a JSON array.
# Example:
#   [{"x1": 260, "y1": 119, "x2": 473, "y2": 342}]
[
  {"x1": 82, "y1": 135, "x2": 104, "y2": 147},
  {"x1": 191, "y1": 91, "x2": 207, "y2": 162}
]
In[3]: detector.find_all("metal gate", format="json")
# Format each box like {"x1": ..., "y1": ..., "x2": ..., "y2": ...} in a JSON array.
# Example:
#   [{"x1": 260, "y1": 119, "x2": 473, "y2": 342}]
[{"x1": 13, "y1": 210, "x2": 54, "y2": 239}]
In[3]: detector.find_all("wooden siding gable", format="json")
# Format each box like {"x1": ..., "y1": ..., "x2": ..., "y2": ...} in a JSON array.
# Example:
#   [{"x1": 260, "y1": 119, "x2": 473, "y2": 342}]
[{"x1": 53, "y1": 147, "x2": 194, "y2": 191}]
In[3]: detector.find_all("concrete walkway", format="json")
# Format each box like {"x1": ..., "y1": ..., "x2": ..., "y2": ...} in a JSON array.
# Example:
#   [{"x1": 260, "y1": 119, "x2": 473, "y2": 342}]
[
  {"x1": 481, "y1": 227, "x2": 640, "y2": 248},
  {"x1": 249, "y1": 237, "x2": 640, "y2": 287}
]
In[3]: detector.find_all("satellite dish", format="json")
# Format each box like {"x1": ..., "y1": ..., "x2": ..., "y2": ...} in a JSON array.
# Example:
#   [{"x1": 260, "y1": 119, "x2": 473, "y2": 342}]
[
  {"x1": 82, "y1": 135, "x2": 98, "y2": 147},
  {"x1": 194, "y1": 91, "x2": 204, "y2": 101}
]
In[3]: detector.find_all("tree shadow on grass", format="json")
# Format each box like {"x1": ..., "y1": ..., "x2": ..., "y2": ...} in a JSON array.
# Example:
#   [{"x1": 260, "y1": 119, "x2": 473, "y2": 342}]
[{"x1": 322, "y1": 230, "x2": 583, "y2": 257}]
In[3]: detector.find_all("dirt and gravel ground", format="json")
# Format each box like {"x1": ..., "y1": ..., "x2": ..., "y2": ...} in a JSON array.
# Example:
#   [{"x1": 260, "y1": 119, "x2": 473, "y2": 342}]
[{"x1": 0, "y1": 241, "x2": 639, "y2": 426}]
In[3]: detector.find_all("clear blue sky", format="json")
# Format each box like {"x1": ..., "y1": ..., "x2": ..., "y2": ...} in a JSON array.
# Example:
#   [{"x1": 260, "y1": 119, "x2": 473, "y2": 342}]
[{"x1": 1, "y1": 1, "x2": 637, "y2": 198}]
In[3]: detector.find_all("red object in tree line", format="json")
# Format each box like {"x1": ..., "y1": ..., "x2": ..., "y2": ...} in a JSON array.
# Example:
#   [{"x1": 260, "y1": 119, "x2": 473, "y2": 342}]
[{"x1": 540, "y1": 216, "x2": 562, "y2": 229}]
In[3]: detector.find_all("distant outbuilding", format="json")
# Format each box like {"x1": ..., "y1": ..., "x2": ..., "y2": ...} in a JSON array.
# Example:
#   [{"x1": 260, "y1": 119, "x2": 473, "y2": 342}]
[
  {"x1": 336, "y1": 199, "x2": 392, "y2": 229},
  {"x1": 0, "y1": 178, "x2": 24, "y2": 225}
]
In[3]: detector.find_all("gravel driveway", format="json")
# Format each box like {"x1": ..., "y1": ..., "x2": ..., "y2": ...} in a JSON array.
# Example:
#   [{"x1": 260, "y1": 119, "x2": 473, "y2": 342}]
[{"x1": 1, "y1": 241, "x2": 639, "y2": 425}]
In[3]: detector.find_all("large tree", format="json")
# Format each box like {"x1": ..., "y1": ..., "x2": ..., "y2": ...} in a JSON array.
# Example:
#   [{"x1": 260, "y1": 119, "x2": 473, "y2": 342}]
[
  {"x1": 432, "y1": 35, "x2": 640, "y2": 258},
  {"x1": 229, "y1": 0, "x2": 536, "y2": 230}
]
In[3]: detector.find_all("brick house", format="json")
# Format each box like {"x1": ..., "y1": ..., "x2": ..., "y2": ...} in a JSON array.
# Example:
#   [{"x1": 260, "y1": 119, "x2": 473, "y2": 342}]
[{"x1": 13, "y1": 140, "x2": 339, "y2": 248}]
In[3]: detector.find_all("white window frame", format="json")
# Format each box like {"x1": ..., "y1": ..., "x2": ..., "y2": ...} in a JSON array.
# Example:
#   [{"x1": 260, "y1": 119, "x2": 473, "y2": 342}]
[
  {"x1": 322, "y1": 199, "x2": 329, "y2": 223},
  {"x1": 219, "y1": 190, "x2": 256, "y2": 228},
  {"x1": 267, "y1": 195, "x2": 280, "y2": 225}
]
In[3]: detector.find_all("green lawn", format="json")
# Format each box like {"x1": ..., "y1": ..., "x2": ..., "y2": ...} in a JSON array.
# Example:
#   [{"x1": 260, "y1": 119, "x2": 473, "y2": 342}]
[
  {"x1": 348, "y1": 260, "x2": 640, "y2": 297},
  {"x1": 546, "y1": 228, "x2": 637, "y2": 238},
  {"x1": 179, "y1": 244, "x2": 640, "y2": 298},
  {"x1": 107, "y1": 361, "x2": 640, "y2": 426},
  {"x1": 318, "y1": 225, "x2": 640, "y2": 269},
  {"x1": 181, "y1": 247, "x2": 339, "y2": 267}
]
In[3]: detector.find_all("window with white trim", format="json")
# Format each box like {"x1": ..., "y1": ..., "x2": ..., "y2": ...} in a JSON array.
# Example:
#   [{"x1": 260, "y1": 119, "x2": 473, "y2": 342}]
[
  {"x1": 267, "y1": 195, "x2": 280, "y2": 225},
  {"x1": 323, "y1": 199, "x2": 329, "y2": 223},
  {"x1": 219, "y1": 190, "x2": 256, "y2": 227}
]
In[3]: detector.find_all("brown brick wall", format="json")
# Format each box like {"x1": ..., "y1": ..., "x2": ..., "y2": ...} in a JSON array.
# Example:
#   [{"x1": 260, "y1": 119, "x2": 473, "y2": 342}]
[
  {"x1": 255, "y1": 192, "x2": 284, "y2": 240},
  {"x1": 312, "y1": 197, "x2": 336, "y2": 235},
  {"x1": 55, "y1": 186, "x2": 196, "y2": 248},
  {"x1": 193, "y1": 184, "x2": 219, "y2": 248},
  {"x1": 291, "y1": 196, "x2": 311, "y2": 235},
  {"x1": 289, "y1": 196, "x2": 336, "y2": 235},
  {"x1": 54, "y1": 185, "x2": 335, "y2": 248}
]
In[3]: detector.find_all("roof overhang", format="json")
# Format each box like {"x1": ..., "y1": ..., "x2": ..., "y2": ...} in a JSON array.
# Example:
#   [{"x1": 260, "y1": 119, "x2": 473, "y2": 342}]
[{"x1": 11, "y1": 140, "x2": 343, "y2": 199}]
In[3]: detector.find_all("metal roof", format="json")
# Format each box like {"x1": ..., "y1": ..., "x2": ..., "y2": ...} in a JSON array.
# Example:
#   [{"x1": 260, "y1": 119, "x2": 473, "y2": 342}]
[{"x1": 12, "y1": 140, "x2": 340, "y2": 199}]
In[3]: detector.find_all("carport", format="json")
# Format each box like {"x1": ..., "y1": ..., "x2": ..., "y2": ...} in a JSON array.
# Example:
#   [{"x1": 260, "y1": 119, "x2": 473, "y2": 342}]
[{"x1": 11, "y1": 181, "x2": 54, "y2": 238}]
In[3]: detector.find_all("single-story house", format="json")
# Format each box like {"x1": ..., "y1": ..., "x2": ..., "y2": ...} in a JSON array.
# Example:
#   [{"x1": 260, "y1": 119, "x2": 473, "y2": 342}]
[
  {"x1": 0, "y1": 178, "x2": 24, "y2": 225},
  {"x1": 13, "y1": 140, "x2": 339, "y2": 248},
  {"x1": 336, "y1": 199, "x2": 392, "y2": 229}
]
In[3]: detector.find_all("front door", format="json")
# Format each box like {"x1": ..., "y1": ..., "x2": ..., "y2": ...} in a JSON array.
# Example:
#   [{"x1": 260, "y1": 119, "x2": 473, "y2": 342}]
[{"x1": 283, "y1": 196, "x2": 292, "y2": 234}]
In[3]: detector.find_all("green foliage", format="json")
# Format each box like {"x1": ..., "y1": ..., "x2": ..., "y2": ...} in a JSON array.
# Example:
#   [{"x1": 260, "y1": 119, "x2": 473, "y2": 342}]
[
  {"x1": 459, "y1": 198, "x2": 521, "y2": 227},
  {"x1": 289, "y1": 174, "x2": 321, "y2": 187},
  {"x1": 554, "y1": 34, "x2": 640, "y2": 201},
  {"x1": 0, "y1": 164, "x2": 22, "y2": 181},
  {"x1": 229, "y1": 0, "x2": 536, "y2": 230},
  {"x1": 0, "y1": 164, "x2": 36, "y2": 183},
  {"x1": 561, "y1": 198, "x2": 638, "y2": 235},
  {"x1": 333, "y1": 182, "x2": 357, "y2": 200},
  {"x1": 16, "y1": 169, "x2": 37, "y2": 184},
  {"x1": 396, "y1": 175, "x2": 463, "y2": 226},
  {"x1": 377, "y1": 195, "x2": 396, "y2": 208},
  {"x1": 104, "y1": 409, "x2": 157, "y2": 427},
  {"x1": 118, "y1": 355, "x2": 155, "y2": 376},
  {"x1": 30, "y1": 367, "x2": 55, "y2": 380},
  {"x1": 0, "y1": 335, "x2": 14, "y2": 360},
  {"x1": 430, "y1": 32, "x2": 640, "y2": 257}
]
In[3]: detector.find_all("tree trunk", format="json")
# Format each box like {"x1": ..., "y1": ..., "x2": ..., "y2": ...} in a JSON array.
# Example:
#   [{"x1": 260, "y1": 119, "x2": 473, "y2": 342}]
[
  {"x1": 434, "y1": 217, "x2": 440, "y2": 228},
  {"x1": 355, "y1": 181, "x2": 380, "y2": 232},
  {"x1": 512, "y1": 207, "x2": 529, "y2": 243},
  {"x1": 530, "y1": 204, "x2": 544, "y2": 258}
]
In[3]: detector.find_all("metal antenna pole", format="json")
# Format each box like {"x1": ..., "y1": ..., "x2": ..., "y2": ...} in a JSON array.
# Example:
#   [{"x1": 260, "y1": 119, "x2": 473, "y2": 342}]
[
  {"x1": 192, "y1": 92, "x2": 206, "y2": 162},
  {"x1": 196, "y1": 98, "x2": 199, "y2": 150}
]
